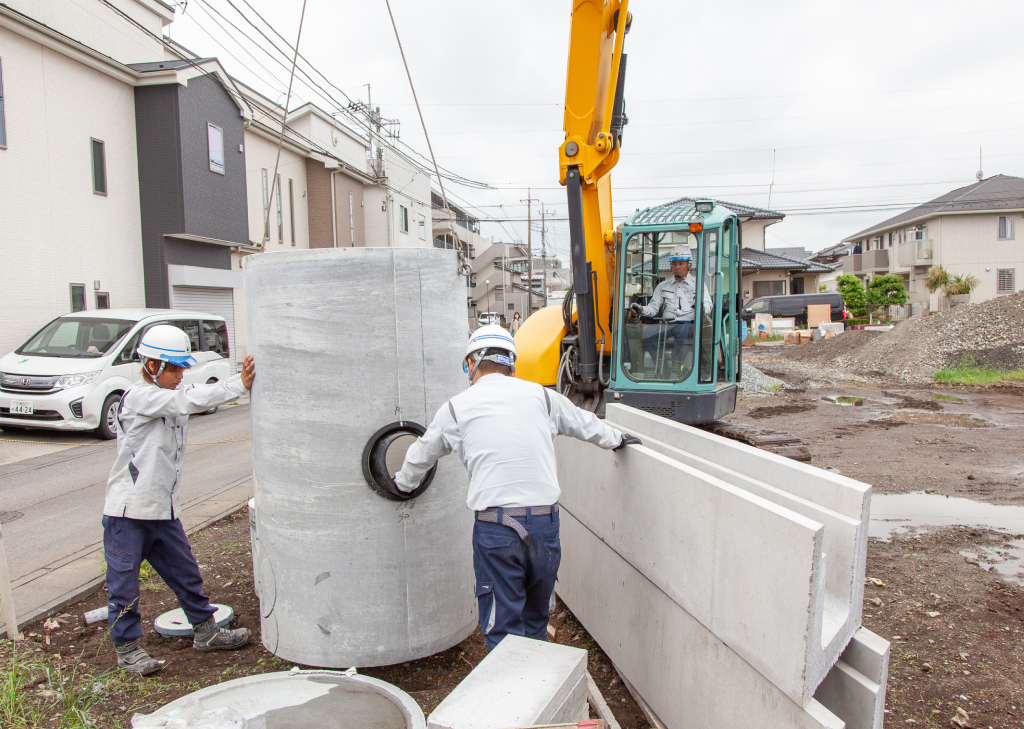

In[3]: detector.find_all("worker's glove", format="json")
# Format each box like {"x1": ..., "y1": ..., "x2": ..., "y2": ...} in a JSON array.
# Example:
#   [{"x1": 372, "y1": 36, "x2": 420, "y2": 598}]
[
  {"x1": 613, "y1": 433, "x2": 642, "y2": 451},
  {"x1": 629, "y1": 303, "x2": 643, "y2": 317}
]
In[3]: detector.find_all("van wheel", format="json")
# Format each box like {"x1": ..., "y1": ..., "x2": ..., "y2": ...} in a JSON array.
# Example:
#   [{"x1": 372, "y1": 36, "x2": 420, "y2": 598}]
[
  {"x1": 97, "y1": 393, "x2": 121, "y2": 440},
  {"x1": 202, "y1": 379, "x2": 219, "y2": 415}
]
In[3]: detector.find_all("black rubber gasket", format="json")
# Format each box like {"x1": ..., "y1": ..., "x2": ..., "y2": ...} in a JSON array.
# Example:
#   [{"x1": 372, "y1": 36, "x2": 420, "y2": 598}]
[{"x1": 361, "y1": 421, "x2": 435, "y2": 501}]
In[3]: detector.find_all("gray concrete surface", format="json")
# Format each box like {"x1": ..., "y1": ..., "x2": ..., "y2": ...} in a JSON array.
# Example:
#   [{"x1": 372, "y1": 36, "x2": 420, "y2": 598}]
[
  {"x1": 0, "y1": 399, "x2": 253, "y2": 632},
  {"x1": 245, "y1": 248, "x2": 476, "y2": 668}
]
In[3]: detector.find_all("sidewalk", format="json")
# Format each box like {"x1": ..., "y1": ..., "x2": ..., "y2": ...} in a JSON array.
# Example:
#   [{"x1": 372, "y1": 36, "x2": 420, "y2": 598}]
[{"x1": 1, "y1": 474, "x2": 253, "y2": 635}]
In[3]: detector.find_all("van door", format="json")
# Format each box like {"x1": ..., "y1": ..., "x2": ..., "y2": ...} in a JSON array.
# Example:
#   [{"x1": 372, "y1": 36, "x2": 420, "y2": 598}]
[{"x1": 112, "y1": 329, "x2": 144, "y2": 383}]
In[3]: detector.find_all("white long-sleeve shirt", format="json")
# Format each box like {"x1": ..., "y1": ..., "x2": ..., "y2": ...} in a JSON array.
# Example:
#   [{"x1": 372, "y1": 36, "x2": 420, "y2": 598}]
[
  {"x1": 640, "y1": 273, "x2": 713, "y2": 322},
  {"x1": 103, "y1": 376, "x2": 247, "y2": 519},
  {"x1": 394, "y1": 374, "x2": 624, "y2": 511}
]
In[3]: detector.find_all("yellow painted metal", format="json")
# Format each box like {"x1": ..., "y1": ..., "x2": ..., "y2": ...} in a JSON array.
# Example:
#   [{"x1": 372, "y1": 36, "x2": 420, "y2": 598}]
[
  {"x1": 517, "y1": 0, "x2": 628, "y2": 387},
  {"x1": 513, "y1": 305, "x2": 567, "y2": 387}
]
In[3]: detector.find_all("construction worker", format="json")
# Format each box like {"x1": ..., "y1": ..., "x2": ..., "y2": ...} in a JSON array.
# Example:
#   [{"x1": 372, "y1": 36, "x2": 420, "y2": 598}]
[
  {"x1": 631, "y1": 247, "x2": 713, "y2": 375},
  {"x1": 393, "y1": 325, "x2": 641, "y2": 650},
  {"x1": 102, "y1": 325, "x2": 255, "y2": 675}
]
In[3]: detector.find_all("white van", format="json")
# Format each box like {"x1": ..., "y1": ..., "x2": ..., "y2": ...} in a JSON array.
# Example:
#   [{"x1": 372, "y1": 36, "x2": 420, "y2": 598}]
[{"x1": 0, "y1": 309, "x2": 234, "y2": 439}]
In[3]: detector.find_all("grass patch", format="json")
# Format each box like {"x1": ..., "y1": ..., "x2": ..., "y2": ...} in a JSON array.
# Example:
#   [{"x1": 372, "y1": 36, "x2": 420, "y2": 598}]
[
  {"x1": 755, "y1": 333, "x2": 785, "y2": 343},
  {"x1": 933, "y1": 365, "x2": 1024, "y2": 385}
]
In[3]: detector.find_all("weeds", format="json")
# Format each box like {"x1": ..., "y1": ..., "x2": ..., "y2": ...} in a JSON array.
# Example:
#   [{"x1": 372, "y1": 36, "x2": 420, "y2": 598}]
[{"x1": 933, "y1": 363, "x2": 1024, "y2": 385}]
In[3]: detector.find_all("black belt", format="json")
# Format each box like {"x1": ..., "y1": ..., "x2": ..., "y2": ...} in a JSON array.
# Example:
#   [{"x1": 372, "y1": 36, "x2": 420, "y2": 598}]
[{"x1": 476, "y1": 504, "x2": 558, "y2": 544}]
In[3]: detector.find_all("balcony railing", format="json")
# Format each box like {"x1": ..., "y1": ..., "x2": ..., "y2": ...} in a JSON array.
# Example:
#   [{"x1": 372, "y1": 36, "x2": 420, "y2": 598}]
[
  {"x1": 897, "y1": 240, "x2": 933, "y2": 267},
  {"x1": 838, "y1": 249, "x2": 889, "y2": 274}
]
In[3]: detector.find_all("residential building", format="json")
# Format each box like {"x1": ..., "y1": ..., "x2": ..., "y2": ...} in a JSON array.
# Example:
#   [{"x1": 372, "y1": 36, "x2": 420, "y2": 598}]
[
  {"x1": 664, "y1": 197, "x2": 785, "y2": 251},
  {"x1": 765, "y1": 247, "x2": 811, "y2": 260},
  {"x1": 741, "y1": 250, "x2": 834, "y2": 302},
  {"x1": 431, "y1": 191, "x2": 484, "y2": 261},
  {"x1": 0, "y1": 0, "x2": 174, "y2": 354},
  {"x1": 840, "y1": 175, "x2": 1024, "y2": 311},
  {"x1": 808, "y1": 243, "x2": 852, "y2": 292},
  {"x1": 469, "y1": 242, "x2": 540, "y2": 323}
]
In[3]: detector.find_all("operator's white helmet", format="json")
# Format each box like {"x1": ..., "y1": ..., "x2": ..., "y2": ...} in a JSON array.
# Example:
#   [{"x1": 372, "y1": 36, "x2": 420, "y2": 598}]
[
  {"x1": 464, "y1": 324, "x2": 516, "y2": 373},
  {"x1": 137, "y1": 325, "x2": 198, "y2": 368}
]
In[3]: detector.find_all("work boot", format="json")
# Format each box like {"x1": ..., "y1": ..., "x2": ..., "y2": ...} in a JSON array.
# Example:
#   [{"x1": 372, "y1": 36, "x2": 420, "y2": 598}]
[
  {"x1": 114, "y1": 639, "x2": 164, "y2": 676},
  {"x1": 192, "y1": 616, "x2": 250, "y2": 652}
]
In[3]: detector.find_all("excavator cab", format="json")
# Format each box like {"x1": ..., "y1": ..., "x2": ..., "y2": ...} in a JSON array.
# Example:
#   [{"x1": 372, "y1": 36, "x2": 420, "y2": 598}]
[{"x1": 605, "y1": 201, "x2": 743, "y2": 424}]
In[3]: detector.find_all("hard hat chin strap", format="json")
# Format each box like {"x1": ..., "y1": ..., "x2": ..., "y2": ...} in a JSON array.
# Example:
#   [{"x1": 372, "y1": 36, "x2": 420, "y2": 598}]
[
  {"x1": 144, "y1": 358, "x2": 169, "y2": 388},
  {"x1": 466, "y1": 348, "x2": 516, "y2": 385}
]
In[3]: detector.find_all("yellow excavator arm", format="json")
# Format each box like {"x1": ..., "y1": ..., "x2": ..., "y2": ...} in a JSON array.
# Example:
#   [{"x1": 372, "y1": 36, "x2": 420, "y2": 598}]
[{"x1": 515, "y1": 0, "x2": 630, "y2": 389}]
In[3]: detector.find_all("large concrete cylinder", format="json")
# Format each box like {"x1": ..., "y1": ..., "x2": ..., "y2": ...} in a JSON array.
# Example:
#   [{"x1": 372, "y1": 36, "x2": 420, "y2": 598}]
[{"x1": 245, "y1": 248, "x2": 476, "y2": 668}]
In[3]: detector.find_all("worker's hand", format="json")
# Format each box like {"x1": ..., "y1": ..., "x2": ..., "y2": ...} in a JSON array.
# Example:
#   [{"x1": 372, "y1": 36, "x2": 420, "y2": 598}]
[
  {"x1": 629, "y1": 303, "x2": 643, "y2": 317},
  {"x1": 613, "y1": 433, "x2": 642, "y2": 451},
  {"x1": 240, "y1": 356, "x2": 256, "y2": 390}
]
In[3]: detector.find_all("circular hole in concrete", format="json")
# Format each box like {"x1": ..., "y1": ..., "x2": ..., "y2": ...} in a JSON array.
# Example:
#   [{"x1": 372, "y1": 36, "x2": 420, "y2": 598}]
[{"x1": 362, "y1": 422, "x2": 435, "y2": 501}]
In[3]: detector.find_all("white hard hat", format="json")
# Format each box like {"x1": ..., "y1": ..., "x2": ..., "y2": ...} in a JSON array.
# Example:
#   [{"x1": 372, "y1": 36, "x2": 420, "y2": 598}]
[
  {"x1": 466, "y1": 324, "x2": 516, "y2": 363},
  {"x1": 137, "y1": 325, "x2": 198, "y2": 368}
]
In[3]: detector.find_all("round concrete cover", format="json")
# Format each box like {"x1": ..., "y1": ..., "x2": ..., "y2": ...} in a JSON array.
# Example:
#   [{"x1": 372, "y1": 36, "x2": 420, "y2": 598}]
[
  {"x1": 155, "y1": 670, "x2": 425, "y2": 728},
  {"x1": 154, "y1": 604, "x2": 233, "y2": 637}
]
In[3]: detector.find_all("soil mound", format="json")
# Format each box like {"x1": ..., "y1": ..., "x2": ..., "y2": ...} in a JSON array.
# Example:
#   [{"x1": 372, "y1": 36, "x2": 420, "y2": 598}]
[{"x1": 781, "y1": 291, "x2": 1024, "y2": 382}]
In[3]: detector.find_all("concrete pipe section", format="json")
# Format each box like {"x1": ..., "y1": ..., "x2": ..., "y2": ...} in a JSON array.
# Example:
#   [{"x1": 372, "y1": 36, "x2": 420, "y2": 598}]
[
  {"x1": 244, "y1": 248, "x2": 476, "y2": 668},
  {"x1": 152, "y1": 670, "x2": 426, "y2": 728}
]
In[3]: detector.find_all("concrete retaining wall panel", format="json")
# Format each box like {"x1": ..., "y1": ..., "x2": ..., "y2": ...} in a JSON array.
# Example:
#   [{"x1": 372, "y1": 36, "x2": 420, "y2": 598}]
[
  {"x1": 556, "y1": 512, "x2": 845, "y2": 729},
  {"x1": 244, "y1": 248, "x2": 476, "y2": 667},
  {"x1": 813, "y1": 628, "x2": 890, "y2": 729},
  {"x1": 604, "y1": 405, "x2": 869, "y2": 685},
  {"x1": 555, "y1": 437, "x2": 825, "y2": 705}
]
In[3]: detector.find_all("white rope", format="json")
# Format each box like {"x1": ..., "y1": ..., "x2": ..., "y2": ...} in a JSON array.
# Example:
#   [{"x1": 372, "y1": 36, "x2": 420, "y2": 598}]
[
  {"x1": 262, "y1": 0, "x2": 309, "y2": 251},
  {"x1": 391, "y1": 248, "x2": 403, "y2": 421},
  {"x1": 382, "y1": 0, "x2": 471, "y2": 277}
]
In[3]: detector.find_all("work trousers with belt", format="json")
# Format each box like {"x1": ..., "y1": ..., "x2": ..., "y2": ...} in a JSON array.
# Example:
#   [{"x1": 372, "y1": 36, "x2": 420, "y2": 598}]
[
  {"x1": 473, "y1": 508, "x2": 561, "y2": 651},
  {"x1": 103, "y1": 515, "x2": 215, "y2": 643}
]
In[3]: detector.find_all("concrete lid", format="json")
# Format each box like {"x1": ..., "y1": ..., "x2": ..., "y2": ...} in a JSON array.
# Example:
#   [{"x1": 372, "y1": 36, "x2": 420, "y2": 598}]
[{"x1": 153, "y1": 604, "x2": 233, "y2": 637}]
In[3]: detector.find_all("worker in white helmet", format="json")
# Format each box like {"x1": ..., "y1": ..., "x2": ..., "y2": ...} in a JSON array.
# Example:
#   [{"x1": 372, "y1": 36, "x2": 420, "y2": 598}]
[
  {"x1": 102, "y1": 325, "x2": 255, "y2": 675},
  {"x1": 393, "y1": 324, "x2": 642, "y2": 650}
]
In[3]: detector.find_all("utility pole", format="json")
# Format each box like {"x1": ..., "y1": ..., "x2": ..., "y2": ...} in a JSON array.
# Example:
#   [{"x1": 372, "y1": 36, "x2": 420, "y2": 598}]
[
  {"x1": 520, "y1": 189, "x2": 540, "y2": 316},
  {"x1": 541, "y1": 203, "x2": 548, "y2": 306}
]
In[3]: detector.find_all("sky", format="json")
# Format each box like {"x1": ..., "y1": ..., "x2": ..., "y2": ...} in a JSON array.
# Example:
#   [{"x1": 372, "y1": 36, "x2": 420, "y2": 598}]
[{"x1": 167, "y1": 0, "x2": 1024, "y2": 262}]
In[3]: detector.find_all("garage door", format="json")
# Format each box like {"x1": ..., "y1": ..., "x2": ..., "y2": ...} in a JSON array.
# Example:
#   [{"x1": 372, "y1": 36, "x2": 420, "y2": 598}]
[{"x1": 171, "y1": 285, "x2": 237, "y2": 373}]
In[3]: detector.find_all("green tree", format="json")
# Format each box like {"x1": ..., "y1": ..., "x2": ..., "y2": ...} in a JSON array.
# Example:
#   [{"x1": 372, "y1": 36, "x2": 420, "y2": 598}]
[
  {"x1": 835, "y1": 275, "x2": 867, "y2": 317},
  {"x1": 865, "y1": 274, "x2": 909, "y2": 322}
]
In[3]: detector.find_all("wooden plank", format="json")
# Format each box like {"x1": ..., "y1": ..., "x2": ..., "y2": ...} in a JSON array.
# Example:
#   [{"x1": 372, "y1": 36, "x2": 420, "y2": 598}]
[
  {"x1": 764, "y1": 445, "x2": 813, "y2": 462},
  {"x1": 586, "y1": 672, "x2": 622, "y2": 729},
  {"x1": 612, "y1": 664, "x2": 667, "y2": 729},
  {"x1": 0, "y1": 521, "x2": 19, "y2": 640}
]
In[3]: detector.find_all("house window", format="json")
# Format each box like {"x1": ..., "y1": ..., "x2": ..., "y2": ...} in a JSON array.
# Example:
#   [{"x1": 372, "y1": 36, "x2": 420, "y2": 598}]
[
  {"x1": 508, "y1": 302, "x2": 515, "y2": 310},
  {"x1": 399, "y1": 204, "x2": 409, "y2": 233},
  {"x1": 70, "y1": 284, "x2": 86, "y2": 312},
  {"x1": 349, "y1": 191, "x2": 355, "y2": 246},
  {"x1": 0, "y1": 58, "x2": 6, "y2": 148},
  {"x1": 289, "y1": 179, "x2": 296, "y2": 245},
  {"x1": 909, "y1": 225, "x2": 925, "y2": 241},
  {"x1": 467, "y1": 274, "x2": 477, "y2": 288},
  {"x1": 276, "y1": 174, "x2": 283, "y2": 243},
  {"x1": 261, "y1": 169, "x2": 269, "y2": 239},
  {"x1": 997, "y1": 268, "x2": 1015, "y2": 294},
  {"x1": 91, "y1": 139, "x2": 107, "y2": 195},
  {"x1": 207, "y1": 123, "x2": 225, "y2": 174},
  {"x1": 95, "y1": 292, "x2": 110, "y2": 309},
  {"x1": 753, "y1": 280, "x2": 785, "y2": 297},
  {"x1": 418, "y1": 213, "x2": 426, "y2": 240},
  {"x1": 998, "y1": 216, "x2": 1014, "y2": 240}
]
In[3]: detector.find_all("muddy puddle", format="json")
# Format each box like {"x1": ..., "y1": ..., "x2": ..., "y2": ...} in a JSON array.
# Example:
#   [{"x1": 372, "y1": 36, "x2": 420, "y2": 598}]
[
  {"x1": 871, "y1": 492, "x2": 1024, "y2": 585},
  {"x1": 887, "y1": 411, "x2": 994, "y2": 428},
  {"x1": 822, "y1": 396, "x2": 863, "y2": 406}
]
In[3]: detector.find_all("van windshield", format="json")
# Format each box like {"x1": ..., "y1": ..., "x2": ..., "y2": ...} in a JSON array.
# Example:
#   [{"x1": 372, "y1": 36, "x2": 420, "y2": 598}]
[{"x1": 17, "y1": 318, "x2": 135, "y2": 358}]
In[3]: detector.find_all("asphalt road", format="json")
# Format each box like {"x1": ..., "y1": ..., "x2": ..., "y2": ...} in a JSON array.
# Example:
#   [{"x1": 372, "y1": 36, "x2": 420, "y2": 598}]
[{"x1": 0, "y1": 403, "x2": 253, "y2": 583}]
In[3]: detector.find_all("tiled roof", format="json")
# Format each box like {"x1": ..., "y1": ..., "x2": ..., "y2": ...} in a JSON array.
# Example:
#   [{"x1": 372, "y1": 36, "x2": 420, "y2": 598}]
[
  {"x1": 662, "y1": 197, "x2": 785, "y2": 221},
  {"x1": 765, "y1": 247, "x2": 811, "y2": 260},
  {"x1": 742, "y1": 248, "x2": 835, "y2": 273},
  {"x1": 811, "y1": 242, "x2": 851, "y2": 260},
  {"x1": 845, "y1": 175, "x2": 1024, "y2": 241}
]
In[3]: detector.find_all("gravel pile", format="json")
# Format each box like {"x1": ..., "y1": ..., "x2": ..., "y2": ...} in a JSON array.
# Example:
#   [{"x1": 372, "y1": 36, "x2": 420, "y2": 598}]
[
  {"x1": 781, "y1": 291, "x2": 1024, "y2": 383},
  {"x1": 739, "y1": 363, "x2": 788, "y2": 395}
]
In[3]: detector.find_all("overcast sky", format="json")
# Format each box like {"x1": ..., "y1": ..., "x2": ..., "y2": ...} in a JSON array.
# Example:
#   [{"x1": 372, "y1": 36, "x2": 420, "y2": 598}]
[{"x1": 169, "y1": 0, "x2": 1024, "y2": 261}]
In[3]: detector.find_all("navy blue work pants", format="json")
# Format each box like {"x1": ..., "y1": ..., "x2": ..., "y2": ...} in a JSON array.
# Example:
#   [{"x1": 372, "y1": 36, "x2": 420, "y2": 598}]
[
  {"x1": 643, "y1": 320, "x2": 695, "y2": 367},
  {"x1": 103, "y1": 515, "x2": 215, "y2": 643},
  {"x1": 473, "y1": 509, "x2": 560, "y2": 651}
]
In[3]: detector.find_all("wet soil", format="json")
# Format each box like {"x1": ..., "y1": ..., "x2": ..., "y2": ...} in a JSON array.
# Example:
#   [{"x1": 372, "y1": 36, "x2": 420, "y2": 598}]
[{"x1": 15, "y1": 509, "x2": 649, "y2": 729}]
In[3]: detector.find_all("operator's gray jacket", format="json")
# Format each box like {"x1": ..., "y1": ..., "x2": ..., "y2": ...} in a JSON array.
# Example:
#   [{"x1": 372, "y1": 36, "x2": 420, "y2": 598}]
[
  {"x1": 103, "y1": 376, "x2": 247, "y2": 520},
  {"x1": 640, "y1": 273, "x2": 713, "y2": 322}
]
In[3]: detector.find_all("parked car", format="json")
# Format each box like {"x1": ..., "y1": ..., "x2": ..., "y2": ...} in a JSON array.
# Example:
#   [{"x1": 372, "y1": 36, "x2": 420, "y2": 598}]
[
  {"x1": 741, "y1": 292, "x2": 848, "y2": 327},
  {"x1": 0, "y1": 309, "x2": 233, "y2": 439},
  {"x1": 477, "y1": 312, "x2": 503, "y2": 326},
  {"x1": 547, "y1": 290, "x2": 569, "y2": 307}
]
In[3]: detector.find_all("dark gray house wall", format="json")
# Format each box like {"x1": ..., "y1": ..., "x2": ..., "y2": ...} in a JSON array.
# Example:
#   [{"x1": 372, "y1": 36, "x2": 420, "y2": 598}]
[{"x1": 134, "y1": 72, "x2": 248, "y2": 308}]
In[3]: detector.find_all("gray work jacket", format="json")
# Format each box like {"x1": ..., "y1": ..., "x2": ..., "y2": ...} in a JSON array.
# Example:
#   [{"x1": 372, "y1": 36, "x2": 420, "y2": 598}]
[
  {"x1": 640, "y1": 274, "x2": 713, "y2": 322},
  {"x1": 103, "y1": 376, "x2": 247, "y2": 520}
]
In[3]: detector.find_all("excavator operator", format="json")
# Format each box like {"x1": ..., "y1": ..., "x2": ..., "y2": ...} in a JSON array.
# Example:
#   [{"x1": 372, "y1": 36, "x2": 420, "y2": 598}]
[{"x1": 630, "y1": 247, "x2": 712, "y2": 375}]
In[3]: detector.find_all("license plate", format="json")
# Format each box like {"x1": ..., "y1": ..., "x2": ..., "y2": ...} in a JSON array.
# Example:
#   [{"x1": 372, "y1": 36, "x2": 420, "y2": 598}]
[{"x1": 9, "y1": 401, "x2": 33, "y2": 415}]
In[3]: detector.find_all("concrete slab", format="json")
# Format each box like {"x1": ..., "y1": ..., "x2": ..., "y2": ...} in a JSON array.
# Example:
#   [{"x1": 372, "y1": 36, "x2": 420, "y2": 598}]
[
  {"x1": 556, "y1": 512, "x2": 844, "y2": 728},
  {"x1": 428, "y1": 636, "x2": 587, "y2": 729},
  {"x1": 813, "y1": 628, "x2": 890, "y2": 729},
  {"x1": 603, "y1": 404, "x2": 869, "y2": 689},
  {"x1": 554, "y1": 435, "x2": 826, "y2": 705}
]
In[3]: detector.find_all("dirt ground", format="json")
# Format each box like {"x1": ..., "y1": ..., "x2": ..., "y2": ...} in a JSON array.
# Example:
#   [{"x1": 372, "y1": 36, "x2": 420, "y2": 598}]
[
  {"x1": 13, "y1": 509, "x2": 650, "y2": 728},
  {"x1": 12, "y1": 344, "x2": 1024, "y2": 728}
]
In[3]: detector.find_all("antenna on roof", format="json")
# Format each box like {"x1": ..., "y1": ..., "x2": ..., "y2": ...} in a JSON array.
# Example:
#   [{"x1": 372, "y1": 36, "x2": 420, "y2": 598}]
[{"x1": 976, "y1": 147, "x2": 983, "y2": 182}]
